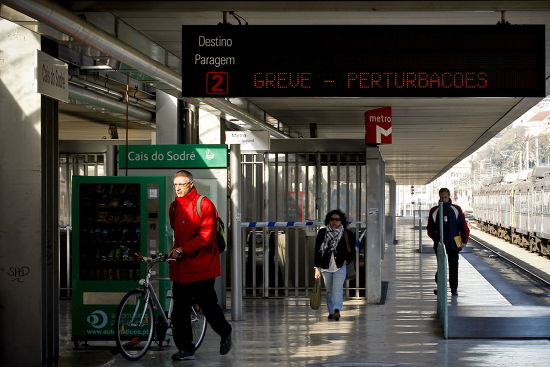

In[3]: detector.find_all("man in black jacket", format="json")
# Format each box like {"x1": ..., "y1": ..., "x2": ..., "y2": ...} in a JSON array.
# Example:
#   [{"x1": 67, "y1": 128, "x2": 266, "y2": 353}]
[{"x1": 427, "y1": 188, "x2": 469, "y2": 296}]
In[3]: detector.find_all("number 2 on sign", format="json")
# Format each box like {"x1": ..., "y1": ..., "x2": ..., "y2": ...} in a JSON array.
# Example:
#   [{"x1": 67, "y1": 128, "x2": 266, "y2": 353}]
[{"x1": 206, "y1": 72, "x2": 228, "y2": 95}]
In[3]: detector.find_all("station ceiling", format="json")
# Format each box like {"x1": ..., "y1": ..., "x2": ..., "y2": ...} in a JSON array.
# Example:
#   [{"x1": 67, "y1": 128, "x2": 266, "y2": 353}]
[{"x1": 32, "y1": 2, "x2": 550, "y2": 183}]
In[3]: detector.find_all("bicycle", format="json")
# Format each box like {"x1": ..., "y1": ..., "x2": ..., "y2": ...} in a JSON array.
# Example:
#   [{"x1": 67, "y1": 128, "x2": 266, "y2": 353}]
[{"x1": 114, "y1": 250, "x2": 207, "y2": 361}]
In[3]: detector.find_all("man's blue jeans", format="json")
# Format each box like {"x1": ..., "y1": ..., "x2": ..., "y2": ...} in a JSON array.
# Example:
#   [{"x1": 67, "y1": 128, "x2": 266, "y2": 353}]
[{"x1": 321, "y1": 265, "x2": 347, "y2": 314}]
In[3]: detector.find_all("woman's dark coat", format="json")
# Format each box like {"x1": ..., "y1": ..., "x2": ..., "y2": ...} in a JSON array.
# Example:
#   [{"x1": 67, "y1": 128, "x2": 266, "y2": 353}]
[{"x1": 314, "y1": 228, "x2": 356, "y2": 269}]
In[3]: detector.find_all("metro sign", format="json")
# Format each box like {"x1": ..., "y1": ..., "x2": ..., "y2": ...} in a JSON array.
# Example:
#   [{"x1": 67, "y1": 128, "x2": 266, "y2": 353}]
[{"x1": 365, "y1": 107, "x2": 392, "y2": 144}]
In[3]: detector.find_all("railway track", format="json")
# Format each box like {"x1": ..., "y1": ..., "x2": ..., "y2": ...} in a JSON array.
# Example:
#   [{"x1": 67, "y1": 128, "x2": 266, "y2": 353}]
[{"x1": 469, "y1": 234, "x2": 550, "y2": 288}]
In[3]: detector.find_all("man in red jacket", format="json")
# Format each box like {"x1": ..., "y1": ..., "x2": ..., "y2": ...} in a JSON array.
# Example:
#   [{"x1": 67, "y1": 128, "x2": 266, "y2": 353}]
[{"x1": 168, "y1": 170, "x2": 232, "y2": 361}]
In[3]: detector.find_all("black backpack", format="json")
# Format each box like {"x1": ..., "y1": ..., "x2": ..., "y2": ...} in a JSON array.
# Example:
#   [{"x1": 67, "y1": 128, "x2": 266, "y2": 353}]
[{"x1": 196, "y1": 196, "x2": 227, "y2": 253}]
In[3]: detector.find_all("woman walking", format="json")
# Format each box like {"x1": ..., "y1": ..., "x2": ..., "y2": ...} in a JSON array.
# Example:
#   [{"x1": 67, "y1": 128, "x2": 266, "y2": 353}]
[{"x1": 313, "y1": 209, "x2": 356, "y2": 320}]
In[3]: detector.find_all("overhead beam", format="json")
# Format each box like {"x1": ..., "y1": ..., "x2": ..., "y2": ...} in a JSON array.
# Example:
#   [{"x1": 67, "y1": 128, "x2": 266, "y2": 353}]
[
  {"x1": 69, "y1": 1, "x2": 550, "y2": 12},
  {"x1": 3, "y1": 0, "x2": 290, "y2": 138}
]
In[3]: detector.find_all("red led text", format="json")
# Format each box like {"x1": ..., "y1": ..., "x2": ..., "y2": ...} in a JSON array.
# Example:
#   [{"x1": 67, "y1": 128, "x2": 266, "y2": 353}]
[
  {"x1": 346, "y1": 72, "x2": 488, "y2": 89},
  {"x1": 253, "y1": 72, "x2": 312, "y2": 89}
]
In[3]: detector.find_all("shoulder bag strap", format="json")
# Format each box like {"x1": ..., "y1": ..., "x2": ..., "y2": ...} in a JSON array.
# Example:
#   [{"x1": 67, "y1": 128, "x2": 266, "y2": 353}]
[{"x1": 196, "y1": 195, "x2": 204, "y2": 217}]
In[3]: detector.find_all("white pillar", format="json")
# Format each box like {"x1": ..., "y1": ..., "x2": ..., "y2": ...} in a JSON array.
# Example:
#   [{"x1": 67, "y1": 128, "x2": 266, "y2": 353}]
[
  {"x1": 0, "y1": 20, "x2": 43, "y2": 367},
  {"x1": 156, "y1": 90, "x2": 179, "y2": 144},
  {"x1": 365, "y1": 146, "x2": 385, "y2": 303},
  {"x1": 199, "y1": 108, "x2": 223, "y2": 144}
]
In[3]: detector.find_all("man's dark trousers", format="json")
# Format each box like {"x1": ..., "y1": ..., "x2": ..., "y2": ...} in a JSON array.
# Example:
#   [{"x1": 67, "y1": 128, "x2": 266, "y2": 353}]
[
  {"x1": 172, "y1": 278, "x2": 232, "y2": 353},
  {"x1": 434, "y1": 248, "x2": 459, "y2": 292}
]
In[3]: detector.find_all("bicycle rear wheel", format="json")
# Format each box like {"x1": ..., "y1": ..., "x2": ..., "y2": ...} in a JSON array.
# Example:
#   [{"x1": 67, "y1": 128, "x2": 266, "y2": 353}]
[
  {"x1": 114, "y1": 289, "x2": 155, "y2": 360},
  {"x1": 190, "y1": 306, "x2": 207, "y2": 349}
]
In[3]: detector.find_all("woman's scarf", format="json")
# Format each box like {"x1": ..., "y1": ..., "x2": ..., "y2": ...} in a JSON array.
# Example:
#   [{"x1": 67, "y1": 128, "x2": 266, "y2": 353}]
[{"x1": 321, "y1": 225, "x2": 343, "y2": 255}]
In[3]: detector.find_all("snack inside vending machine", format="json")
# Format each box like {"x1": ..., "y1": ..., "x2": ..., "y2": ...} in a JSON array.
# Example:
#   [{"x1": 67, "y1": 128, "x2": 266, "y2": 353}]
[{"x1": 71, "y1": 176, "x2": 168, "y2": 345}]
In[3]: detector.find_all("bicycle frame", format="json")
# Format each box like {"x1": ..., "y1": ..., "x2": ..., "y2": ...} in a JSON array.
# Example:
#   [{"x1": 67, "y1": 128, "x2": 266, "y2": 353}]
[
  {"x1": 115, "y1": 250, "x2": 208, "y2": 361},
  {"x1": 141, "y1": 263, "x2": 204, "y2": 336},
  {"x1": 140, "y1": 260, "x2": 172, "y2": 328}
]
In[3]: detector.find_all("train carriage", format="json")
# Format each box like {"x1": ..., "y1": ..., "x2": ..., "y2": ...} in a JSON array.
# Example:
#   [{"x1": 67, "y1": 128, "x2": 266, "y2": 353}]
[
  {"x1": 496, "y1": 182, "x2": 513, "y2": 240},
  {"x1": 531, "y1": 174, "x2": 550, "y2": 254},
  {"x1": 473, "y1": 167, "x2": 550, "y2": 257},
  {"x1": 543, "y1": 175, "x2": 550, "y2": 243},
  {"x1": 511, "y1": 181, "x2": 530, "y2": 247}
]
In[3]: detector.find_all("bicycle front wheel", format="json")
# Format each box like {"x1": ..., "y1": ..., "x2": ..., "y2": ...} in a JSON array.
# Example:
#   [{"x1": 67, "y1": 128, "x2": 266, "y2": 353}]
[
  {"x1": 190, "y1": 305, "x2": 207, "y2": 349},
  {"x1": 115, "y1": 289, "x2": 155, "y2": 360}
]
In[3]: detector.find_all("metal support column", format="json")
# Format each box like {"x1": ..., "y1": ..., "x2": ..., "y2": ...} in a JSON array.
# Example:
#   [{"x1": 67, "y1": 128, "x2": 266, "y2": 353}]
[
  {"x1": 388, "y1": 177, "x2": 397, "y2": 244},
  {"x1": 294, "y1": 156, "x2": 299, "y2": 297},
  {"x1": 284, "y1": 154, "x2": 289, "y2": 296},
  {"x1": 183, "y1": 103, "x2": 199, "y2": 144},
  {"x1": 419, "y1": 216, "x2": 423, "y2": 250},
  {"x1": 230, "y1": 145, "x2": 243, "y2": 320},
  {"x1": 263, "y1": 153, "x2": 270, "y2": 298}
]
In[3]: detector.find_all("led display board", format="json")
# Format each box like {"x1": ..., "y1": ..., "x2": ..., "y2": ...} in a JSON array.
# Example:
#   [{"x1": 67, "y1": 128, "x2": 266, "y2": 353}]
[{"x1": 182, "y1": 25, "x2": 545, "y2": 98}]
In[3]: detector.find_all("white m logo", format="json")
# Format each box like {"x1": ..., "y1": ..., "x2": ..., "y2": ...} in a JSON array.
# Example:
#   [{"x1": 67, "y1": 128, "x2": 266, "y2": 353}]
[{"x1": 375, "y1": 126, "x2": 392, "y2": 144}]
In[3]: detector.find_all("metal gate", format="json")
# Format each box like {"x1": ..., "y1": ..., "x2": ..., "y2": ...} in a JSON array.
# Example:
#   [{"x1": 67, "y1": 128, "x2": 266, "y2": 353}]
[{"x1": 238, "y1": 143, "x2": 367, "y2": 299}]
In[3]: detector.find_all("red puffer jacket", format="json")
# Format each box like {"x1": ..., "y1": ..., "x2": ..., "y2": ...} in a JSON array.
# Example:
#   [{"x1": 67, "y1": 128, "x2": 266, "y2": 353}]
[{"x1": 169, "y1": 188, "x2": 220, "y2": 283}]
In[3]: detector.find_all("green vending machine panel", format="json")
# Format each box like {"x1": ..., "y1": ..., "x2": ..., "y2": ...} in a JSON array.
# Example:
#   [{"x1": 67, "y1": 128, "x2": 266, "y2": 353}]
[{"x1": 71, "y1": 176, "x2": 169, "y2": 343}]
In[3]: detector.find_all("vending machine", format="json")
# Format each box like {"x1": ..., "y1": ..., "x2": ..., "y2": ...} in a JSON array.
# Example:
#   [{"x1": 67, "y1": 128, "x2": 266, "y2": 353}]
[{"x1": 71, "y1": 176, "x2": 168, "y2": 344}]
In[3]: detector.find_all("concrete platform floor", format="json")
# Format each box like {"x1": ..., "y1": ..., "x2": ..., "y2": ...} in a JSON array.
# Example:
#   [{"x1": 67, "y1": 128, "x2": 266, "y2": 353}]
[{"x1": 56, "y1": 217, "x2": 550, "y2": 367}]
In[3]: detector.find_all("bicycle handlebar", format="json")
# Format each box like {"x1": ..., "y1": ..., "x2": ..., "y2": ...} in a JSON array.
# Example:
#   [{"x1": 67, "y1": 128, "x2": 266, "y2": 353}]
[{"x1": 119, "y1": 245, "x2": 176, "y2": 263}]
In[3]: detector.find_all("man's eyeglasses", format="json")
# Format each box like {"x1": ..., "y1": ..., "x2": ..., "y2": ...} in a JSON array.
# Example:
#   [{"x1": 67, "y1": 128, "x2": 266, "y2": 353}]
[
  {"x1": 329, "y1": 217, "x2": 341, "y2": 221},
  {"x1": 173, "y1": 182, "x2": 192, "y2": 188}
]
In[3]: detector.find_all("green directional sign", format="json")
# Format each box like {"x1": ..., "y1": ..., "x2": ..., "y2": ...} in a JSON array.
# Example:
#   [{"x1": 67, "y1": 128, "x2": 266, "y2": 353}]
[{"x1": 118, "y1": 144, "x2": 228, "y2": 169}]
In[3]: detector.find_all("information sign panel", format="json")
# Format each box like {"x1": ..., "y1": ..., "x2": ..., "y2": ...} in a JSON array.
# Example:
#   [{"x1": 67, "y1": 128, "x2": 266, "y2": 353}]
[
  {"x1": 225, "y1": 130, "x2": 270, "y2": 151},
  {"x1": 37, "y1": 50, "x2": 69, "y2": 103},
  {"x1": 182, "y1": 25, "x2": 545, "y2": 97},
  {"x1": 118, "y1": 145, "x2": 227, "y2": 169}
]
